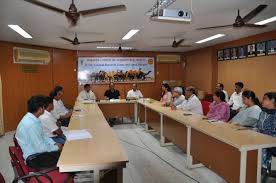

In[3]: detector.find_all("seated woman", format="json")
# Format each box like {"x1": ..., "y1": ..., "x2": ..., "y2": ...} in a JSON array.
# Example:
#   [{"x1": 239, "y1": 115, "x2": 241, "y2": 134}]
[
  {"x1": 230, "y1": 90, "x2": 262, "y2": 127},
  {"x1": 160, "y1": 83, "x2": 172, "y2": 106},
  {"x1": 207, "y1": 90, "x2": 230, "y2": 122},
  {"x1": 256, "y1": 92, "x2": 276, "y2": 173}
]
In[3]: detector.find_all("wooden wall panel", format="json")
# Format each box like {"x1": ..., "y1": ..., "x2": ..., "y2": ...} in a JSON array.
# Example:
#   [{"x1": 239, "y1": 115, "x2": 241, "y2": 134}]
[
  {"x1": 52, "y1": 49, "x2": 78, "y2": 106},
  {"x1": 183, "y1": 47, "x2": 214, "y2": 93},
  {"x1": 0, "y1": 41, "x2": 53, "y2": 131}
]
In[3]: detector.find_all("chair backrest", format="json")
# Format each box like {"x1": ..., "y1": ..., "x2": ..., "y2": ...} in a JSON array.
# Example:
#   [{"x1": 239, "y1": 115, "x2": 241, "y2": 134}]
[
  {"x1": 0, "y1": 172, "x2": 5, "y2": 183},
  {"x1": 9, "y1": 146, "x2": 29, "y2": 178},
  {"x1": 201, "y1": 101, "x2": 211, "y2": 116}
]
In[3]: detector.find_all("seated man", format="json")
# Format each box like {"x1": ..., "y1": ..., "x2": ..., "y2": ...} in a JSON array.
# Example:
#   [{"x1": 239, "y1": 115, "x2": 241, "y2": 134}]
[
  {"x1": 104, "y1": 82, "x2": 120, "y2": 100},
  {"x1": 228, "y1": 82, "x2": 245, "y2": 119},
  {"x1": 50, "y1": 86, "x2": 72, "y2": 127},
  {"x1": 127, "y1": 83, "x2": 143, "y2": 99},
  {"x1": 216, "y1": 83, "x2": 229, "y2": 102},
  {"x1": 39, "y1": 96, "x2": 66, "y2": 145},
  {"x1": 77, "y1": 84, "x2": 96, "y2": 101},
  {"x1": 15, "y1": 95, "x2": 62, "y2": 170},
  {"x1": 172, "y1": 86, "x2": 203, "y2": 115},
  {"x1": 171, "y1": 87, "x2": 185, "y2": 107}
]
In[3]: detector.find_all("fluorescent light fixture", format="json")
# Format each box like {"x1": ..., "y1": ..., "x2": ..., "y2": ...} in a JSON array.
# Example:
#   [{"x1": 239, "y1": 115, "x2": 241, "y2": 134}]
[
  {"x1": 122, "y1": 29, "x2": 139, "y2": 40},
  {"x1": 255, "y1": 16, "x2": 276, "y2": 25},
  {"x1": 97, "y1": 46, "x2": 133, "y2": 50},
  {"x1": 8, "y1": 25, "x2": 32, "y2": 38},
  {"x1": 195, "y1": 34, "x2": 225, "y2": 44}
]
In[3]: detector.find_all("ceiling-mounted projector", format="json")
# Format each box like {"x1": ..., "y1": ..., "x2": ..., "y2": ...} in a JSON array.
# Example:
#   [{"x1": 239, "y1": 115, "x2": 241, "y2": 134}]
[{"x1": 151, "y1": 8, "x2": 192, "y2": 22}]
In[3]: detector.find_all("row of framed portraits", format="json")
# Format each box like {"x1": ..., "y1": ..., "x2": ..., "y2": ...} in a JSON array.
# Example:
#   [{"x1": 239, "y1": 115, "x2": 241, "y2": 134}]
[{"x1": 217, "y1": 39, "x2": 276, "y2": 61}]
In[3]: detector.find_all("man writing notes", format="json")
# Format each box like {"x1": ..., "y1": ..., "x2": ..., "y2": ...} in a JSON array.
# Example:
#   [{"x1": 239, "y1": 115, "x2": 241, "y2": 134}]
[
  {"x1": 50, "y1": 86, "x2": 72, "y2": 127},
  {"x1": 104, "y1": 82, "x2": 121, "y2": 100},
  {"x1": 171, "y1": 86, "x2": 203, "y2": 115},
  {"x1": 15, "y1": 95, "x2": 62, "y2": 170},
  {"x1": 127, "y1": 83, "x2": 143, "y2": 99},
  {"x1": 77, "y1": 84, "x2": 96, "y2": 100}
]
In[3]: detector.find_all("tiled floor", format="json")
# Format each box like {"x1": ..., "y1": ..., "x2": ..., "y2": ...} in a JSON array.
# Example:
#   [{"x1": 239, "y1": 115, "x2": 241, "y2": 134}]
[{"x1": 1, "y1": 124, "x2": 276, "y2": 183}]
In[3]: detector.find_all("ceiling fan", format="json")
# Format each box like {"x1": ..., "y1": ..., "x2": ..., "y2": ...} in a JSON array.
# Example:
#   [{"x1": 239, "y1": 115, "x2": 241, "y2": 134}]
[
  {"x1": 23, "y1": 0, "x2": 126, "y2": 26},
  {"x1": 117, "y1": 44, "x2": 137, "y2": 52},
  {"x1": 60, "y1": 34, "x2": 105, "y2": 45},
  {"x1": 197, "y1": 4, "x2": 268, "y2": 30},
  {"x1": 154, "y1": 37, "x2": 192, "y2": 48}
]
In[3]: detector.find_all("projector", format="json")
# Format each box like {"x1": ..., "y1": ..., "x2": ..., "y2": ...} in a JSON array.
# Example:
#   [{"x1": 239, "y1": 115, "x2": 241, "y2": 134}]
[{"x1": 151, "y1": 8, "x2": 192, "y2": 22}]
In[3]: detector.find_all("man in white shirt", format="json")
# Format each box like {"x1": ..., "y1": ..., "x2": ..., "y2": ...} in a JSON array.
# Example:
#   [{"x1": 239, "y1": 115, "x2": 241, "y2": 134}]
[
  {"x1": 77, "y1": 84, "x2": 96, "y2": 101},
  {"x1": 127, "y1": 83, "x2": 143, "y2": 99},
  {"x1": 172, "y1": 86, "x2": 203, "y2": 115},
  {"x1": 50, "y1": 86, "x2": 72, "y2": 127},
  {"x1": 171, "y1": 87, "x2": 185, "y2": 107},
  {"x1": 216, "y1": 83, "x2": 229, "y2": 102},
  {"x1": 228, "y1": 82, "x2": 244, "y2": 119},
  {"x1": 40, "y1": 97, "x2": 66, "y2": 144}
]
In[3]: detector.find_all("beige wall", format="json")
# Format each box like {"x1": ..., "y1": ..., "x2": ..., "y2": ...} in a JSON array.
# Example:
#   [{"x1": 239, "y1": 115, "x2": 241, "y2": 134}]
[
  {"x1": 215, "y1": 30, "x2": 276, "y2": 98},
  {"x1": 183, "y1": 30, "x2": 276, "y2": 98}
]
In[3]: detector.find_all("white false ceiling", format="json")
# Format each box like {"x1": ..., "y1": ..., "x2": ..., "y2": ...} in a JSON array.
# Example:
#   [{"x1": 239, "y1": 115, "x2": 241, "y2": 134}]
[{"x1": 0, "y1": 0, "x2": 276, "y2": 52}]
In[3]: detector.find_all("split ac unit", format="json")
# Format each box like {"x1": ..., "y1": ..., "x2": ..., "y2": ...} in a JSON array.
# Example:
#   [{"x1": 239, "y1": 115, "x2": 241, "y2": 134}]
[
  {"x1": 157, "y1": 54, "x2": 181, "y2": 63},
  {"x1": 13, "y1": 47, "x2": 51, "y2": 65}
]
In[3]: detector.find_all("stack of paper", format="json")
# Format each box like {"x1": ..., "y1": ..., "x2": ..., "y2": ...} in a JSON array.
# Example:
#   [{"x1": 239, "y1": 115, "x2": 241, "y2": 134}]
[{"x1": 63, "y1": 129, "x2": 92, "y2": 141}]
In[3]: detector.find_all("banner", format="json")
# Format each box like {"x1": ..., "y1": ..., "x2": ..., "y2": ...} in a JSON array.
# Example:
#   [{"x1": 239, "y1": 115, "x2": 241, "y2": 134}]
[{"x1": 78, "y1": 57, "x2": 155, "y2": 84}]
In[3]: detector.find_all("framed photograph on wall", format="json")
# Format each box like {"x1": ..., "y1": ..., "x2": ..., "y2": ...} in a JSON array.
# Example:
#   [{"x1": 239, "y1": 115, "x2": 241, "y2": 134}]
[
  {"x1": 247, "y1": 43, "x2": 256, "y2": 57},
  {"x1": 217, "y1": 50, "x2": 224, "y2": 61},
  {"x1": 238, "y1": 45, "x2": 247, "y2": 59},
  {"x1": 267, "y1": 39, "x2": 276, "y2": 55},
  {"x1": 256, "y1": 41, "x2": 266, "y2": 56},
  {"x1": 223, "y1": 48, "x2": 230, "y2": 60},
  {"x1": 230, "y1": 47, "x2": 238, "y2": 60}
]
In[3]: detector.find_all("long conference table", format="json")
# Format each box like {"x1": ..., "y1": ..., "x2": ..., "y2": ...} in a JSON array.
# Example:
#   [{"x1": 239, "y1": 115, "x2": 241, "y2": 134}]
[{"x1": 58, "y1": 99, "x2": 276, "y2": 183}]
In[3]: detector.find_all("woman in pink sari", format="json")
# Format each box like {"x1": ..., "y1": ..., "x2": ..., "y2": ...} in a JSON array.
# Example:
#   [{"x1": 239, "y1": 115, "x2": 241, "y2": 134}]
[
  {"x1": 160, "y1": 83, "x2": 172, "y2": 106},
  {"x1": 207, "y1": 90, "x2": 230, "y2": 122}
]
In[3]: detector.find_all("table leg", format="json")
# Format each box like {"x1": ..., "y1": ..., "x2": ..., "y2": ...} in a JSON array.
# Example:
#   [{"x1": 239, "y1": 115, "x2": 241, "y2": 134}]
[
  {"x1": 134, "y1": 103, "x2": 138, "y2": 124},
  {"x1": 94, "y1": 169, "x2": 100, "y2": 183},
  {"x1": 160, "y1": 114, "x2": 173, "y2": 146},
  {"x1": 256, "y1": 148, "x2": 262, "y2": 183},
  {"x1": 186, "y1": 126, "x2": 203, "y2": 169},
  {"x1": 117, "y1": 167, "x2": 123, "y2": 183},
  {"x1": 239, "y1": 150, "x2": 247, "y2": 183}
]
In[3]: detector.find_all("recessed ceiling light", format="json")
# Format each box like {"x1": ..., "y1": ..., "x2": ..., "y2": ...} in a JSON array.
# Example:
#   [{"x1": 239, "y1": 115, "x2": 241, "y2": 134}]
[
  {"x1": 255, "y1": 16, "x2": 276, "y2": 25},
  {"x1": 122, "y1": 29, "x2": 139, "y2": 40},
  {"x1": 97, "y1": 46, "x2": 133, "y2": 50},
  {"x1": 8, "y1": 25, "x2": 32, "y2": 38},
  {"x1": 195, "y1": 34, "x2": 225, "y2": 44}
]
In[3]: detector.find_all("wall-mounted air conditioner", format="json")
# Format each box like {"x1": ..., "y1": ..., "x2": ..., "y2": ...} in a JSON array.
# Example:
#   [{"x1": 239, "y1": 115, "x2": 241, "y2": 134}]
[
  {"x1": 13, "y1": 47, "x2": 51, "y2": 65},
  {"x1": 157, "y1": 54, "x2": 181, "y2": 63}
]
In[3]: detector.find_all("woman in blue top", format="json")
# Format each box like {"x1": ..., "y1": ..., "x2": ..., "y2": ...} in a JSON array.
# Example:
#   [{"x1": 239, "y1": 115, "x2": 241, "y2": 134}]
[{"x1": 256, "y1": 92, "x2": 276, "y2": 174}]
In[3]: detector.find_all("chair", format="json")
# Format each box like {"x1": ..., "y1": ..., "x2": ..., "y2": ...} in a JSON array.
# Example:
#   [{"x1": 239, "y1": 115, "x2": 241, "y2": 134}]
[
  {"x1": 9, "y1": 146, "x2": 73, "y2": 183},
  {"x1": 201, "y1": 101, "x2": 211, "y2": 116},
  {"x1": 0, "y1": 172, "x2": 5, "y2": 183}
]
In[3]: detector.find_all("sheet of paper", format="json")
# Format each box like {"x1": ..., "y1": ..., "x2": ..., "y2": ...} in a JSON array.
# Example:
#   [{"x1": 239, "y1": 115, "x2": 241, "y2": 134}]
[
  {"x1": 63, "y1": 129, "x2": 92, "y2": 141},
  {"x1": 109, "y1": 99, "x2": 120, "y2": 102},
  {"x1": 82, "y1": 100, "x2": 95, "y2": 104}
]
